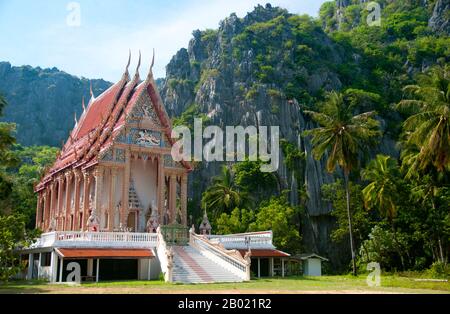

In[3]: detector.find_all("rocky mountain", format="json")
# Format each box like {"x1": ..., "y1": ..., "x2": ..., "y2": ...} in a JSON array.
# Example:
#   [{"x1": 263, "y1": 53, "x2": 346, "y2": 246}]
[
  {"x1": 0, "y1": 62, "x2": 111, "y2": 147},
  {"x1": 429, "y1": 0, "x2": 450, "y2": 34},
  {"x1": 0, "y1": 1, "x2": 448, "y2": 270},
  {"x1": 327, "y1": 0, "x2": 449, "y2": 34},
  {"x1": 159, "y1": 4, "x2": 357, "y2": 268},
  {"x1": 158, "y1": 2, "x2": 449, "y2": 269}
]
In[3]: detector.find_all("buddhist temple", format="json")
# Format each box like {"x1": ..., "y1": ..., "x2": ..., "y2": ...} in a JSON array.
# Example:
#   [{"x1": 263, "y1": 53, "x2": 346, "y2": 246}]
[
  {"x1": 19, "y1": 53, "x2": 296, "y2": 284},
  {"x1": 34, "y1": 51, "x2": 191, "y2": 234}
]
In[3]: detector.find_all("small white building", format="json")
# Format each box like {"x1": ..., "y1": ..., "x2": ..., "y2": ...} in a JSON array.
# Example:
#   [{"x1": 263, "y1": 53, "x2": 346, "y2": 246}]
[{"x1": 299, "y1": 253, "x2": 328, "y2": 276}]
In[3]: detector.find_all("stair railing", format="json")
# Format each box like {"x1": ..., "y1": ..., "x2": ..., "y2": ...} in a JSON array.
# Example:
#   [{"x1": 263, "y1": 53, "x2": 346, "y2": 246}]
[
  {"x1": 189, "y1": 229, "x2": 251, "y2": 281},
  {"x1": 156, "y1": 226, "x2": 173, "y2": 282}
]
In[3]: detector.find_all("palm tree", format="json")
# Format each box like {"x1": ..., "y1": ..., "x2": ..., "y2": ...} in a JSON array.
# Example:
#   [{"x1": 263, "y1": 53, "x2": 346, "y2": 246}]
[
  {"x1": 361, "y1": 155, "x2": 400, "y2": 221},
  {"x1": 396, "y1": 64, "x2": 450, "y2": 173},
  {"x1": 361, "y1": 154, "x2": 408, "y2": 269},
  {"x1": 304, "y1": 91, "x2": 381, "y2": 276},
  {"x1": 201, "y1": 165, "x2": 251, "y2": 220}
]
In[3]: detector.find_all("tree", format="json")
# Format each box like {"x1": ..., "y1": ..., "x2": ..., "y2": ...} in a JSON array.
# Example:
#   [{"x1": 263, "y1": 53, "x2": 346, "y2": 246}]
[
  {"x1": 201, "y1": 165, "x2": 251, "y2": 220},
  {"x1": 0, "y1": 95, "x2": 19, "y2": 213},
  {"x1": 233, "y1": 159, "x2": 279, "y2": 202},
  {"x1": 215, "y1": 207, "x2": 255, "y2": 235},
  {"x1": 0, "y1": 214, "x2": 40, "y2": 282},
  {"x1": 304, "y1": 91, "x2": 381, "y2": 275},
  {"x1": 396, "y1": 64, "x2": 450, "y2": 173},
  {"x1": 322, "y1": 180, "x2": 373, "y2": 250},
  {"x1": 249, "y1": 196, "x2": 302, "y2": 254},
  {"x1": 362, "y1": 155, "x2": 401, "y2": 221},
  {"x1": 10, "y1": 145, "x2": 59, "y2": 228},
  {"x1": 361, "y1": 154, "x2": 409, "y2": 269}
]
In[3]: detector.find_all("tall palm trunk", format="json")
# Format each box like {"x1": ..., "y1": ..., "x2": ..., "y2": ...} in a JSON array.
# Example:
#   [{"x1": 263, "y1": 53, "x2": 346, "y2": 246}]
[{"x1": 344, "y1": 171, "x2": 357, "y2": 276}]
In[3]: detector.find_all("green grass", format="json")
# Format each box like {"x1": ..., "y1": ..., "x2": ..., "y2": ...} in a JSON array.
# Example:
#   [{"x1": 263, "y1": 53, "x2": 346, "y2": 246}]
[{"x1": 0, "y1": 275, "x2": 448, "y2": 294}]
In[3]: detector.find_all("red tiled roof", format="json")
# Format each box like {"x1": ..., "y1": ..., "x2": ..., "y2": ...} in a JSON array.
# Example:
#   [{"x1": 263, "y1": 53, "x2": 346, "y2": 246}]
[
  {"x1": 56, "y1": 248, "x2": 154, "y2": 259},
  {"x1": 76, "y1": 81, "x2": 125, "y2": 139},
  {"x1": 35, "y1": 64, "x2": 192, "y2": 193},
  {"x1": 238, "y1": 249, "x2": 291, "y2": 258}
]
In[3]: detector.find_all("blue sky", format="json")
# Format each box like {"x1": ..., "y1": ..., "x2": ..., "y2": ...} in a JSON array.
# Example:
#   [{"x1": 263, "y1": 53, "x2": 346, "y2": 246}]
[{"x1": 0, "y1": 0, "x2": 328, "y2": 81}]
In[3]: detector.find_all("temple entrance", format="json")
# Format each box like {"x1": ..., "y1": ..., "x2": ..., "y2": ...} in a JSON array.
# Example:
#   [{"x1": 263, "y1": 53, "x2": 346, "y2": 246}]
[{"x1": 127, "y1": 211, "x2": 137, "y2": 232}]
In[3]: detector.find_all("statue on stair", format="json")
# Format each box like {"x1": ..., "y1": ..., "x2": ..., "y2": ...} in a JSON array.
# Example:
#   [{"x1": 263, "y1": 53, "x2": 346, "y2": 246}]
[
  {"x1": 199, "y1": 209, "x2": 212, "y2": 235},
  {"x1": 146, "y1": 200, "x2": 159, "y2": 233}
]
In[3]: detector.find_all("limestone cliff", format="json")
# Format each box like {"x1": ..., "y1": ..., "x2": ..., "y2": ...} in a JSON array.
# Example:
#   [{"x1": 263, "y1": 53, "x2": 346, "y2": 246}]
[{"x1": 0, "y1": 62, "x2": 111, "y2": 147}]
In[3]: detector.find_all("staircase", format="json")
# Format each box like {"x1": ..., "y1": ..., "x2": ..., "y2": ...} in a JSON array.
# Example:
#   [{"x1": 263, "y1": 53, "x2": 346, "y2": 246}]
[
  {"x1": 128, "y1": 179, "x2": 142, "y2": 209},
  {"x1": 171, "y1": 246, "x2": 243, "y2": 284}
]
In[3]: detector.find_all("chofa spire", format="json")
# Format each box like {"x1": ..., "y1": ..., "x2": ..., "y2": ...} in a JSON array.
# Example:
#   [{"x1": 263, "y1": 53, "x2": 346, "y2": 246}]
[
  {"x1": 131, "y1": 50, "x2": 141, "y2": 81},
  {"x1": 89, "y1": 82, "x2": 95, "y2": 101},
  {"x1": 122, "y1": 49, "x2": 132, "y2": 80},
  {"x1": 145, "y1": 48, "x2": 155, "y2": 83}
]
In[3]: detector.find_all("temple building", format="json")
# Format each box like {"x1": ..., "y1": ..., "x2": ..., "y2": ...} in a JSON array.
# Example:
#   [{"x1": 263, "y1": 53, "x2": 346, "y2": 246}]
[
  {"x1": 19, "y1": 53, "x2": 309, "y2": 284},
  {"x1": 34, "y1": 52, "x2": 191, "y2": 234}
]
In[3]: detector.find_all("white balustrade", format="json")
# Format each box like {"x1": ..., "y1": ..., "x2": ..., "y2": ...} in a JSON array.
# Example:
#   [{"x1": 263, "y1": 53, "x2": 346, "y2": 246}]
[
  {"x1": 190, "y1": 232, "x2": 250, "y2": 281},
  {"x1": 208, "y1": 231, "x2": 275, "y2": 250},
  {"x1": 156, "y1": 227, "x2": 171, "y2": 282},
  {"x1": 31, "y1": 231, "x2": 158, "y2": 249}
]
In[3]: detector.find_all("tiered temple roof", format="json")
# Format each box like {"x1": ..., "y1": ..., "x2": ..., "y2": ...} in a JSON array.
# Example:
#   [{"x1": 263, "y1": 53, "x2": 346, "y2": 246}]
[{"x1": 35, "y1": 52, "x2": 191, "y2": 192}]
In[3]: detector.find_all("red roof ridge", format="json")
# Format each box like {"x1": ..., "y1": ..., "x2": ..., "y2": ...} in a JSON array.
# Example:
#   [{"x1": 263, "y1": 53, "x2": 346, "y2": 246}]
[{"x1": 36, "y1": 52, "x2": 193, "y2": 192}]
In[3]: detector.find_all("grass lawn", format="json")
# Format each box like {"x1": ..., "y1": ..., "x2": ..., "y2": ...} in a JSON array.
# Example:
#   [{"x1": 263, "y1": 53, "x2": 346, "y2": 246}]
[{"x1": 0, "y1": 275, "x2": 449, "y2": 294}]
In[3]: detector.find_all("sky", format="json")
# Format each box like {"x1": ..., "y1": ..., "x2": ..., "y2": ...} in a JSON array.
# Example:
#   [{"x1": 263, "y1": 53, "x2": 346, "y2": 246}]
[{"x1": 0, "y1": 0, "x2": 329, "y2": 81}]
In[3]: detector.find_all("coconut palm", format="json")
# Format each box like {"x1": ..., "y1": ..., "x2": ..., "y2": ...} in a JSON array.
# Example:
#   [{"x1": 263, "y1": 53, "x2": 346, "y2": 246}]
[
  {"x1": 304, "y1": 91, "x2": 381, "y2": 276},
  {"x1": 361, "y1": 154, "x2": 408, "y2": 268},
  {"x1": 396, "y1": 64, "x2": 450, "y2": 173},
  {"x1": 361, "y1": 154, "x2": 400, "y2": 221},
  {"x1": 201, "y1": 165, "x2": 251, "y2": 220}
]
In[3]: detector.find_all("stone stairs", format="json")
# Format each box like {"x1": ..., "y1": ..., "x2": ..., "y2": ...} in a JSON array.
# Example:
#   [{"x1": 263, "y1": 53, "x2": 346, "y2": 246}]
[{"x1": 171, "y1": 246, "x2": 243, "y2": 284}]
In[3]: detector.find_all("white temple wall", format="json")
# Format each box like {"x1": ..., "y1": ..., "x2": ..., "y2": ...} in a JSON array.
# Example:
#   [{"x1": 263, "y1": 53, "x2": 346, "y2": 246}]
[
  {"x1": 138, "y1": 257, "x2": 161, "y2": 280},
  {"x1": 79, "y1": 177, "x2": 85, "y2": 206},
  {"x1": 131, "y1": 158, "x2": 157, "y2": 231},
  {"x1": 100, "y1": 171, "x2": 110, "y2": 229},
  {"x1": 114, "y1": 170, "x2": 123, "y2": 228}
]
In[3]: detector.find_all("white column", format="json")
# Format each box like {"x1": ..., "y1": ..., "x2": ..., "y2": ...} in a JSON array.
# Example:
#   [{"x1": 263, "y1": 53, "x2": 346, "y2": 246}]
[
  {"x1": 94, "y1": 168, "x2": 103, "y2": 220},
  {"x1": 96, "y1": 259, "x2": 100, "y2": 282},
  {"x1": 87, "y1": 259, "x2": 93, "y2": 276},
  {"x1": 147, "y1": 259, "x2": 151, "y2": 280},
  {"x1": 180, "y1": 174, "x2": 188, "y2": 226},
  {"x1": 27, "y1": 253, "x2": 34, "y2": 280},
  {"x1": 59, "y1": 258, "x2": 63, "y2": 282},
  {"x1": 50, "y1": 251, "x2": 58, "y2": 283},
  {"x1": 282, "y1": 259, "x2": 285, "y2": 278},
  {"x1": 37, "y1": 253, "x2": 43, "y2": 279},
  {"x1": 270, "y1": 257, "x2": 274, "y2": 277},
  {"x1": 109, "y1": 168, "x2": 117, "y2": 231},
  {"x1": 257, "y1": 258, "x2": 261, "y2": 278},
  {"x1": 157, "y1": 155, "x2": 164, "y2": 220},
  {"x1": 169, "y1": 175, "x2": 177, "y2": 223}
]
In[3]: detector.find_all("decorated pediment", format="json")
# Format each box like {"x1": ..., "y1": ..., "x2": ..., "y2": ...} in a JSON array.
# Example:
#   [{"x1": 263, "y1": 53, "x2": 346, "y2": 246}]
[
  {"x1": 127, "y1": 92, "x2": 161, "y2": 126},
  {"x1": 116, "y1": 128, "x2": 165, "y2": 148}
]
